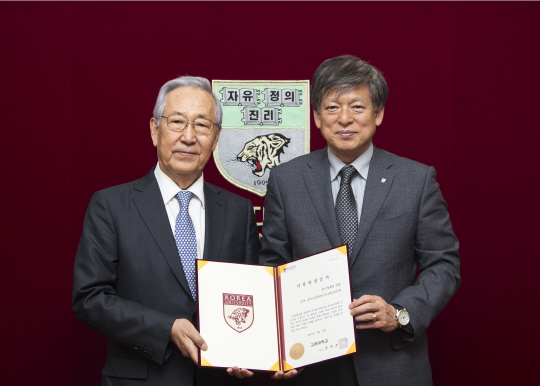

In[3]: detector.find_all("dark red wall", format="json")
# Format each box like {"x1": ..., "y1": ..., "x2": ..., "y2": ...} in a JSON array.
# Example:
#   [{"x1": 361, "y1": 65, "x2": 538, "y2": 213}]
[{"x1": 2, "y1": 2, "x2": 539, "y2": 385}]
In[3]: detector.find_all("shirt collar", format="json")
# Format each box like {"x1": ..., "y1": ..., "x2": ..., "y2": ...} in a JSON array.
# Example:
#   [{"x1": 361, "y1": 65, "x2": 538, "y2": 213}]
[
  {"x1": 328, "y1": 143, "x2": 374, "y2": 182},
  {"x1": 154, "y1": 163, "x2": 205, "y2": 208}
]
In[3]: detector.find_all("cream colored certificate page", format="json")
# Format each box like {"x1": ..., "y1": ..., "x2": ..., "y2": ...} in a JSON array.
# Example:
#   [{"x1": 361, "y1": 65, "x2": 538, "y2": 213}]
[
  {"x1": 280, "y1": 249, "x2": 355, "y2": 368},
  {"x1": 198, "y1": 262, "x2": 279, "y2": 371}
]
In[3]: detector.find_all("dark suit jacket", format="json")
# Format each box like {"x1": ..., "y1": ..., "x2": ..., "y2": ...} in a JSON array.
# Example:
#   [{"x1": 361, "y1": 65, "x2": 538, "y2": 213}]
[
  {"x1": 72, "y1": 168, "x2": 260, "y2": 386},
  {"x1": 259, "y1": 147, "x2": 461, "y2": 386}
]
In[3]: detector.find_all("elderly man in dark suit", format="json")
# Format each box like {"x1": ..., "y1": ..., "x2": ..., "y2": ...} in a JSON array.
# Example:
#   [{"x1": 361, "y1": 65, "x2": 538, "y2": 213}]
[
  {"x1": 72, "y1": 76, "x2": 259, "y2": 385},
  {"x1": 260, "y1": 56, "x2": 461, "y2": 386}
]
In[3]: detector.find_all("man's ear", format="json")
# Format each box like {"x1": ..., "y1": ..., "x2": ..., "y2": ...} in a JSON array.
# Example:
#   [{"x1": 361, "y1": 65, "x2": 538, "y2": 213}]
[
  {"x1": 375, "y1": 107, "x2": 385, "y2": 126},
  {"x1": 150, "y1": 118, "x2": 159, "y2": 147},
  {"x1": 313, "y1": 109, "x2": 322, "y2": 129}
]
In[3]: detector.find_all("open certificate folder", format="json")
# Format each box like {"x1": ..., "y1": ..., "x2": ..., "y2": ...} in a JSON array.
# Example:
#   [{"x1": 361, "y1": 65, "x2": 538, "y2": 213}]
[{"x1": 196, "y1": 245, "x2": 357, "y2": 372}]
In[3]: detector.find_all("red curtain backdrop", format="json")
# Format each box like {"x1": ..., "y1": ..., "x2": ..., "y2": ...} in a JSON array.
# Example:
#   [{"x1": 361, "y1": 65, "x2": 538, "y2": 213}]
[{"x1": 2, "y1": 2, "x2": 538, "y2": 385}]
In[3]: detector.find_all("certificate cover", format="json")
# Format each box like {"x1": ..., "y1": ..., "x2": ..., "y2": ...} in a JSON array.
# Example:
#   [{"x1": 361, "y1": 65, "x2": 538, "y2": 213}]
[{"x1": 196, "y1": 245, "x2": 357, "y2": 372}]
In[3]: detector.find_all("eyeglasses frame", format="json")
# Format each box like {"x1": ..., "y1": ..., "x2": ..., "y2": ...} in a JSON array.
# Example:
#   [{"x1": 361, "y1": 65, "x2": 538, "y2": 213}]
[{"x1": 160, "y1": 114, "x2": 218, "y2": 136}]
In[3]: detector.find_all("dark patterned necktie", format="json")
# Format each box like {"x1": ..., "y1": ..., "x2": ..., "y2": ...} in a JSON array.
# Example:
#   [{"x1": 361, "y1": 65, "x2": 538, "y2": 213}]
[
  {"x1": 335, "y1": 165, "x2": 358, "y2": 250},
  {"x1": 174, "y1": 191, "x2": 198, "y2": 300}
]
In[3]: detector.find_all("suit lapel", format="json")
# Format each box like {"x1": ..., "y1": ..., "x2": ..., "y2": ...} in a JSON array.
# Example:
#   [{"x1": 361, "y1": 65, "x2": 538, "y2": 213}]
[
  {"x1": 202, "y1": 183, "x2": 225, "y2": 261},
  {"x1": 302, "y1": 149, "x2": 342, "y2": 247},
  {"x1": 132, "y1": 168, "x2": 193, "y2": 300},
  {"x1": 349, "y1": 147, "x2": 395, "y2": 266}
]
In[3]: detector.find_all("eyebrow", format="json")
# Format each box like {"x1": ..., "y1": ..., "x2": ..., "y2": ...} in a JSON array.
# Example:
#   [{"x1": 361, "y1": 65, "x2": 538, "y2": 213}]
[
  {"x1": 168, "y1": 110, "x2": 213, "y2": 120},
  {"x1": 323, "y1": 97, "x2": 368, "y2": 105}
]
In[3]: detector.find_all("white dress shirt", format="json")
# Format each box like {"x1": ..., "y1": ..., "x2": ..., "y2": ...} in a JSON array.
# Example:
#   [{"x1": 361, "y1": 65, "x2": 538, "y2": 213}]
[
  {"x1": 154, "y1": 163, "x2": 205, "y2": 261},
  {"x1": 328, "y1": 143, "x2": 374, "y2": 224}
]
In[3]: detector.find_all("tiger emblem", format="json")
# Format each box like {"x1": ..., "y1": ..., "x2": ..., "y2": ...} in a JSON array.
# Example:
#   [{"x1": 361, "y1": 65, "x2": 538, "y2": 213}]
[
  {"x1": 228, "y1": 308, "x2": 250, "y2": 326},
  {"x1": 237, "y1": 133, "x2": 291, "y2": 177}
]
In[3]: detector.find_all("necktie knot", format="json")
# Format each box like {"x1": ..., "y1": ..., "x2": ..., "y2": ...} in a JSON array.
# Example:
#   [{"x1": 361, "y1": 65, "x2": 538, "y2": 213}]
[
  {"x1": 176, "y1": 191, "x2": 194, "y2": 209},
  {"x1": 340, "y1": 165, "x2": 356, "y2": 185}
]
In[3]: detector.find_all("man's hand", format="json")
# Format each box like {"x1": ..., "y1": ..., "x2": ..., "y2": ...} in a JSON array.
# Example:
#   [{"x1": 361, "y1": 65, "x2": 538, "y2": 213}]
[
  {"x1": 169, "y1": 319, "x2": 207, "y2": 364},
  {"x1": 349, "y1": 295, "x2": 398, "y2": 332},
  {"x1": 226, "y1": 366, "x2": 254, "y2": 378},
  {"x1": 271, "y1": 368, "x2": 304, "y2": 380}
]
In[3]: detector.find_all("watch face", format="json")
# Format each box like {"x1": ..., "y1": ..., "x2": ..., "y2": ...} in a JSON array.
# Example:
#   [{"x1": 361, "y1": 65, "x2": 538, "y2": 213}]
[{"x1": 398, "y1": 310, "x2": 410, "y2": 326}]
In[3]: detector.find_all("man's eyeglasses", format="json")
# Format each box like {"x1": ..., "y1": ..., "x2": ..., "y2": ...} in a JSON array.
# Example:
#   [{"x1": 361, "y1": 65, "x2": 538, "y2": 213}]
[{"x1": 161, "y1": 114, "x2": 217, "y2": 136}]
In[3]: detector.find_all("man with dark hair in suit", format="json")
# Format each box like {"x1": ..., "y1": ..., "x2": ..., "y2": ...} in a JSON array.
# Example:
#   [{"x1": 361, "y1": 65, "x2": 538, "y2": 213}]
[
  {"x1": 72, "y1": 76, "x2": 259, "y2": 385},
  {"x1": 260, "y1": 56, "x2": 461, "y2": 386}
]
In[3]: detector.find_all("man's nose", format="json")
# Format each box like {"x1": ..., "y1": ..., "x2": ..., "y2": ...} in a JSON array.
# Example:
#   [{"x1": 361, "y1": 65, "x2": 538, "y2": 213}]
[
  {"x1": 180, "y1": 122, "x2": 197, "y2": 144},
  {"x1": 337, "y1": 107, "x2": 354, "y2": 125}
]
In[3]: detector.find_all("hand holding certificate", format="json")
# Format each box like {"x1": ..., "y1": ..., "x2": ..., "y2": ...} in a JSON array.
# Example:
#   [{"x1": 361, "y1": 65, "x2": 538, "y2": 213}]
[{"x1": 196, "y1": 245, "x2": 357, "y2": 372}]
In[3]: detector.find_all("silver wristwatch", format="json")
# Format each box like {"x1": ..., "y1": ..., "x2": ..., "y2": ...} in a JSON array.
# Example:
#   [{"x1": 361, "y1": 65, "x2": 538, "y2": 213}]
[{"x1": 395, "y1": 307, "x2": 410, "y2": 329}]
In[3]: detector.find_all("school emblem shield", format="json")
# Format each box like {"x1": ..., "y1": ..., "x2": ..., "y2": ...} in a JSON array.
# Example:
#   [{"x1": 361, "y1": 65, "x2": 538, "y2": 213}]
[
  {"x1": 212, "y1": 81, "x2": 310, "y2": 196},
  {"x1": 223, "y1": 293, "x2": 254, "y2": 333}
]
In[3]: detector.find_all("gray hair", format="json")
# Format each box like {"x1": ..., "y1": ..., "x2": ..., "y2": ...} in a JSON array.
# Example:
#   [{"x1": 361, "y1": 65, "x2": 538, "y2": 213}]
[
  {"x1": 153, "y1": 76, "x2": 222, "y2": 126},
  {"x1": 311, "y1": 55, "x2": 388, "y2": 113}
]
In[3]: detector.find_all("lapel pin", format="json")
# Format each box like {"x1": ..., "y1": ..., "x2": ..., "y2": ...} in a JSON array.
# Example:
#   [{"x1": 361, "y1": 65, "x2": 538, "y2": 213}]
[{"x1": 381, "y1": 178, "x2": 386, "y2": 183}]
